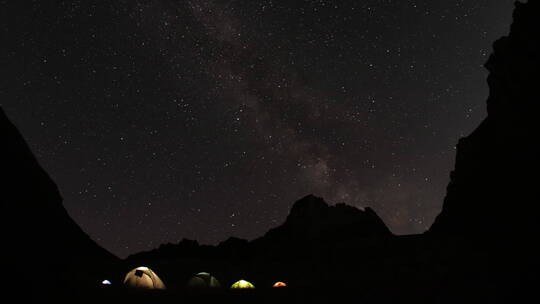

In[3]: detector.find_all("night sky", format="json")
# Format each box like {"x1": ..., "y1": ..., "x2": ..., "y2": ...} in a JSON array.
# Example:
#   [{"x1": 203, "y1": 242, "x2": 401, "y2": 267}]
[{"x1": 1, "y1": 1, "x2": 514, "y2": 257}]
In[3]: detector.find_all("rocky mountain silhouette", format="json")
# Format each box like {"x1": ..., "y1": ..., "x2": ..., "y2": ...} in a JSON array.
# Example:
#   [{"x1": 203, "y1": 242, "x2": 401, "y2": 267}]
[
  {"x1": 124, "y1": 195, "x2": 394, "y2": 291},
  {"x1": 0, "y1": 108, "x2": 120, "y2": 300},
  {"x1": 260, "y1": 194, "x2": 391, "y2": 242},
  {"x1": 430, "y1": 1, "x2": 540, "y2": 240},
  {"x1": 424, "y1": 2, "x2": 540, "y2": 300},
  {"x1": 1, "y1": 1, "x2": 539, "y2": 303},
  {"x1": 129, "y1": 194, "x2": 391, "y2": 259}
]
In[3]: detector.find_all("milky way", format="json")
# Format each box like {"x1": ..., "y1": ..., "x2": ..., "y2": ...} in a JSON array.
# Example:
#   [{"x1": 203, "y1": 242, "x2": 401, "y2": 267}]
[{"x1": 1, "y1": 0, "x2": 514, "y2": 257}]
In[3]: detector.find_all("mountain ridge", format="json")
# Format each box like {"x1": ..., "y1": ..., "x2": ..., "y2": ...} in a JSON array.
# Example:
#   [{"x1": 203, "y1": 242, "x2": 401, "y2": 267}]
[
  {"x1": 0, "y1": 107, "x2": 120, "y2": 299},
  {"x1": 429, "y1": 0, "x2": 540, "y2": 240},
  {"x1": 126, "y1": 194, "x2": 391, "y2": 261}
]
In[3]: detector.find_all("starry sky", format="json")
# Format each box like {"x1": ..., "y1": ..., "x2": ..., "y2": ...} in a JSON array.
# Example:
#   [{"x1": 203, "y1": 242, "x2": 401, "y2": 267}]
[{"x1": 1, "y1": 0, "x2": 515, "y2": 257}]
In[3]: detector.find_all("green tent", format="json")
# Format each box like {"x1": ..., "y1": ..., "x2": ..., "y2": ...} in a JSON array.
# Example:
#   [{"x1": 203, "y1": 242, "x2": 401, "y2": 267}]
[
  {"x1": 230, "y1": 280, "x2": 255, "y2": 289},
  {"x1": 188, "y1": 272, "x2": 221, "y2": 288}
]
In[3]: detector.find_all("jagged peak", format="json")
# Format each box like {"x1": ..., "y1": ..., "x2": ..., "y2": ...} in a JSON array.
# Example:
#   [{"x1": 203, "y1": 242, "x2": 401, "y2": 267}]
[
  {"x1": 286, "y1": 194, "x2": 387, "y2": 227},
  {"x1": 287, "y1": 194, "x2": 329, "y2": 220},
  {"x1": 274, "y1": 194, "x2": 391, "y2": 238}
]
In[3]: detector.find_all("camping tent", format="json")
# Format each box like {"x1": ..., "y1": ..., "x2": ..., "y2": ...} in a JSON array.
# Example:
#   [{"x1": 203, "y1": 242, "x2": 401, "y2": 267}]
[
  {"x1": 230, "y1": 280, "x2": 255, "y2": 289},
  {"x1": 273, "y1": 281, "x2": 287, "y2": 287},
  {"x1": 123, "y1": 266, "x2": 166, "y2": 290},
  {"x1": 188, "y1": 272, "x2": 221, "y2": 288}
]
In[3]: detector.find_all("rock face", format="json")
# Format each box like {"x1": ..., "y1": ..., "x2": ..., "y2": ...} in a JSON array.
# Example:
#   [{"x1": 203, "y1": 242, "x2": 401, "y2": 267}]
[
  {"x1": 0, "y1": 108, "x2": 119, "y2": 297},
  {"x1": 424, "y1": 4, "x2": 540, "y2": 300},
  {"x1": 429, "y1": 1, "x2": 540, "y2": 240}
]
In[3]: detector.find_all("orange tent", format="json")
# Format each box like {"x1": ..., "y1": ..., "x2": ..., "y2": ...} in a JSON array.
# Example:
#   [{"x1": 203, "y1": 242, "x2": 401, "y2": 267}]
[{"x1": 273, "y1": 281, "x2": 287, "y2": 287}]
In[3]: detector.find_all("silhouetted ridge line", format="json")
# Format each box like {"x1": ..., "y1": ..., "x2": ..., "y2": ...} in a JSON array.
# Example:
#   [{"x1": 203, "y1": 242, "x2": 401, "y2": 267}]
[
  {"x1": 1, "y1": 107, "x2": 120, "y2": 299},
  {"x1": 429, "y1": 0, "x2": 540, "y2": 239},
  {"x1": 127, "y1": 194, "x2": 391, "y2": 262}
]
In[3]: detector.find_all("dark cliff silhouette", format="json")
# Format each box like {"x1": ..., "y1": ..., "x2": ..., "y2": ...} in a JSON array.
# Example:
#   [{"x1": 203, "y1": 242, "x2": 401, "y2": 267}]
[
  {"x1": 1, "y1": 1, "x2": 538, "y2": 303},
  {"x1": 0, "y1": 108, "x2": 120, "y2": 300},
  {"x1": 426, "y1": 1, "x2": 540, "y2": 300},
  {"x1": 430, "y1": 1, "x2": 540, "y2": 239}
]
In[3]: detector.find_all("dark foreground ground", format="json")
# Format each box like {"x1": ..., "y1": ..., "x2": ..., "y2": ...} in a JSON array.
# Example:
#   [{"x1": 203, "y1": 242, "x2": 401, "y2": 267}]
[{"x1": 43, "y1": 283, "x2": 538, "y2": 304}]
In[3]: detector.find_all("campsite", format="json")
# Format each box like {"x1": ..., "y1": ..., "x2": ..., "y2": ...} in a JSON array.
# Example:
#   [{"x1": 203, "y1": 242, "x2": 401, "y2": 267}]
[{"x1": 2, "y1": 1, "x2": 539, "y2": 303}]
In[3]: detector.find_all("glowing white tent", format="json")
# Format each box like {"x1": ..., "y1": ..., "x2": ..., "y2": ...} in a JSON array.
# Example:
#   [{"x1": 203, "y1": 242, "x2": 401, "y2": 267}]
[{"x1": 123, "y1": 266, "x2": 166, "y2": 290}]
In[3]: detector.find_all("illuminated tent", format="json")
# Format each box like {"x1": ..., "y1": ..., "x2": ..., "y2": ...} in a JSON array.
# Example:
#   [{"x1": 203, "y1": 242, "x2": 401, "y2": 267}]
[
  {"x1": 123, "y1": 266, "x2": 166, "y2": 290},
  {"x1": 273, "y1": 281, "x2": 287, "y2": 287},
  {"x1": 231, "y1": 280, "x2": 255, "y2": 289},
  {"x1": 188, "y1": 272, "x2": 221, "y2": 288}
]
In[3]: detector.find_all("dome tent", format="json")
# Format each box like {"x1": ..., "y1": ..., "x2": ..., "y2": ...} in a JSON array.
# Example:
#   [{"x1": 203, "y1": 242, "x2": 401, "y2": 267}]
[
  {"x1": 230, "y1": 280, "x2": 255, "y2": 289},
  {"x1": 188, "y1": 272, "x2": 221, "y2": 288},
  {"x1": 273, "y1": 281, "x2": 287, "y2": 287},
  {"x1": 123, "y1": 266, "x2": 166, "y2": 290}
]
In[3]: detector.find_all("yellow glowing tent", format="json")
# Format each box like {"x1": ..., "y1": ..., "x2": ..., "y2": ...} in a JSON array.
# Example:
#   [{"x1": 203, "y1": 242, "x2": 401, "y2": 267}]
[
  {"x1": 230, "y1": 279, "x2": 255, "y2": 289},
  {"x1": 123, "y1": 266, "x2": 166, "y2": 290}
]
